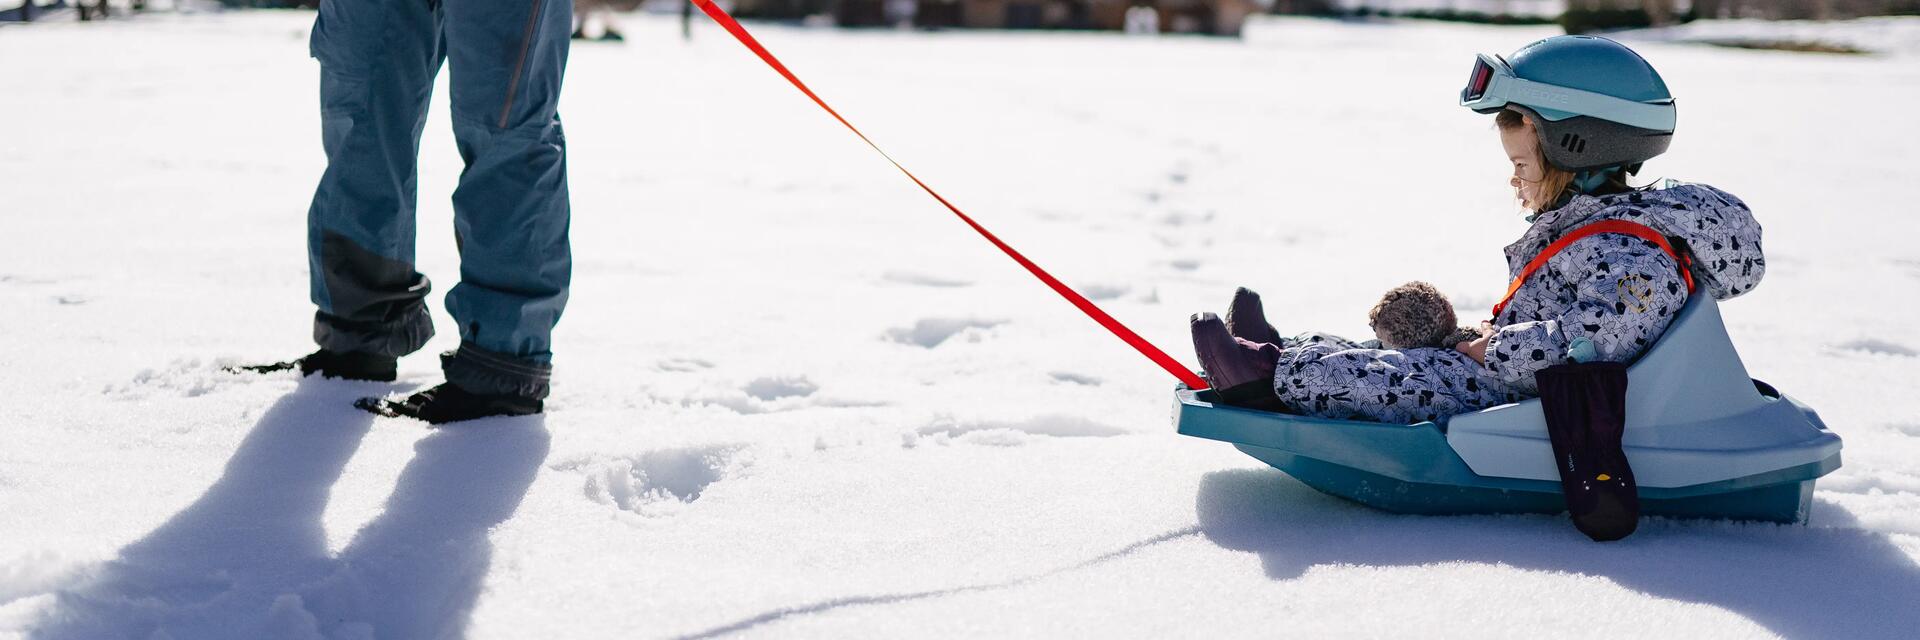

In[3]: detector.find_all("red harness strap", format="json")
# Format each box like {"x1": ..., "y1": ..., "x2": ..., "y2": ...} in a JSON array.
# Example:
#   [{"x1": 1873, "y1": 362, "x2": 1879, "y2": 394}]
[
  {"x1": 690, "y1": 0, "x2": 1210, "y2": 389},
  {"x1": 1490, "y1": 219, "x2": 1697, "y2": 321}
]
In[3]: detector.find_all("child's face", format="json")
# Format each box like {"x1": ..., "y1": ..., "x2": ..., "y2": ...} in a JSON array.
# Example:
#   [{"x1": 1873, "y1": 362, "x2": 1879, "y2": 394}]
[{"x1": 1499, "y1": 122, "x2": 1551, "y2": 211}]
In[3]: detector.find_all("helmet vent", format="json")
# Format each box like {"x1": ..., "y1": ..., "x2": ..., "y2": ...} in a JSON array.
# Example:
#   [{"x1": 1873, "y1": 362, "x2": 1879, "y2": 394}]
[{"x1": 1560, "y1": 133, "x2": 1589, "y2": 154}]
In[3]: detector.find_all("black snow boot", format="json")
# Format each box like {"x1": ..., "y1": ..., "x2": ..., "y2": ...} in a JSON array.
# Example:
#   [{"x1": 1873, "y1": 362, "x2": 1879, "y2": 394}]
[
  {"x1": 1191, "y1": 313, "x2": 1286, "y2": 411},
  {"x1": 1225, "y1": 287, "x2": 1282, "y2": 346},
  {"x1": 1536, "y1": 361, "x2": 1640, "y2": 542},
  {"x1": 229, "y1": 349, "x2": 398, "y2": 382},
  {"x1": 356, "y1": 382, "x2": 542, "y2": 425}
]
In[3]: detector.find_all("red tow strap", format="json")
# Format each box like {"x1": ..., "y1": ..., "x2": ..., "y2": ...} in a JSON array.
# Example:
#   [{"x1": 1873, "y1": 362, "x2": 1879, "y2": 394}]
[
  {"x1": 1490, "y1": 219, "x2": 1696, "y2": 321},
  {"x1": 690, "y1": 0, "x2": 1209, "y2": 390}
]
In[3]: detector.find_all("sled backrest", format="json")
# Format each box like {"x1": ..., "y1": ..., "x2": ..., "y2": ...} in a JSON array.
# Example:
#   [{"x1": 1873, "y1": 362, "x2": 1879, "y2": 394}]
[
  {"x1": 1446, "y1": 294, "x2": 1840, "y2": 486},
  {"x1": 1455, "y1": 294, "x2": 1765, "y2": 434}
]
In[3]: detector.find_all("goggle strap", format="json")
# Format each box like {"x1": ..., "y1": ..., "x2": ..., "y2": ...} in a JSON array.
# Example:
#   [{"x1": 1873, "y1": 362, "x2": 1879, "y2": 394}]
[{"x1": 1497, "y1": 76, "x2": 1677, "y2": 132}]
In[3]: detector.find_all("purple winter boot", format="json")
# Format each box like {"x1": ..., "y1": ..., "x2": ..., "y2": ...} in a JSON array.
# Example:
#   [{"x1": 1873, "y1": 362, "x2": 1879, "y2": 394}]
[
  {"x1": 1191, "y1": 313, "x2": 1287, "y2": 411},
  {"x1": 1225, "y1": 287, "x2": 1282, "y2": 346}
]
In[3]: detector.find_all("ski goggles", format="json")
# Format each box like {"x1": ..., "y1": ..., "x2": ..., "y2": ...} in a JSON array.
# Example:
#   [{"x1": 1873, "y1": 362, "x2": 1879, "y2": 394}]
[{"x1": 1459, "y1": 53, "x2": 1677, "y2": 133}]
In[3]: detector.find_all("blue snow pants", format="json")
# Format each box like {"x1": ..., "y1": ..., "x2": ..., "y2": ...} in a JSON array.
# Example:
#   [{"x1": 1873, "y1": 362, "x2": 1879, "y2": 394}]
[{"x1": 306, "y1": 0, "x2": 571, "y2": 398}]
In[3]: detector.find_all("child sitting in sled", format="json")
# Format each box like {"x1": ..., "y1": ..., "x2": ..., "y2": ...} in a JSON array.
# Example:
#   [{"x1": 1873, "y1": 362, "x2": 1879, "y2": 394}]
[{"x1": 1190, "y1": 35, "x2": 1767, "y2": 424}]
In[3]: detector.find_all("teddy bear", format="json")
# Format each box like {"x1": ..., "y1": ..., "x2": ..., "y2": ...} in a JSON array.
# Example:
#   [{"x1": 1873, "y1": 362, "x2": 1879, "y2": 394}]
[{"x1": 1368, "y1": 281, "x2": 1485, "y2": 351}]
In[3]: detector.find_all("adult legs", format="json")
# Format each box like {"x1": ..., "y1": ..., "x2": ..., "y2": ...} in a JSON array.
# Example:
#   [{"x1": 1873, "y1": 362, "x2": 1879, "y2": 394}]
[
  {"x1": 439, "y1": 0, "x2": 573, "y2": 399},
  {"x1": 306, "y1": 0, "x2": 447, "y2": 358}
]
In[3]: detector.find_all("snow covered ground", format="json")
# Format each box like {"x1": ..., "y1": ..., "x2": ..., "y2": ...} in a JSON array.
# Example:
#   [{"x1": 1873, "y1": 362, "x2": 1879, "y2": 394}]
[
  {"x1": 4, "y1": 10, "x2": 1920, "y2": 639},
  {"x1": 1615, "y1": 16, "x2": 1920, "y2": 56}
]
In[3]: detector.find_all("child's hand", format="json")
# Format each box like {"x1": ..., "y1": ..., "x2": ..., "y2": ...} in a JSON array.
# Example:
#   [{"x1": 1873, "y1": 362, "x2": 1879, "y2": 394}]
[{"x1": 1456, "y1": 334, "x2": 1490, "y2": 365}]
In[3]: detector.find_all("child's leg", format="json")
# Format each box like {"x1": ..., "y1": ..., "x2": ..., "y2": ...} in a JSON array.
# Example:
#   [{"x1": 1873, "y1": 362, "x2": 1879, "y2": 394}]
[
  {"x1": 1273, "y1": 344, "x2": 1524, "y2": 424},
  {"x1": 1280, "y1": 332, "x2": 1371, "y2": 351},
  {"x1": 1225, "y1": 287, "x2": 1372, "y2": 350}
]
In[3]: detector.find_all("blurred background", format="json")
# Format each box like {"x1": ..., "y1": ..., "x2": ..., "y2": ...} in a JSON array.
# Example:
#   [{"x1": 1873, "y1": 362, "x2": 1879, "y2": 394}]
[{"x1": 7, "y1": 0, "x2": 1920, "y2": 40}]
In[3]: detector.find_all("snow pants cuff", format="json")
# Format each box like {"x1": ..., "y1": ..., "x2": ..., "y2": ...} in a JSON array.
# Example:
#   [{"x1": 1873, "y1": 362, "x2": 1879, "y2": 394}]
[
  {"x1": 313, "y1": 307, "x2": 435, "y2": 358},
  {"x1": 443, "y1": 341, "x2": 553, "y2": 400}
]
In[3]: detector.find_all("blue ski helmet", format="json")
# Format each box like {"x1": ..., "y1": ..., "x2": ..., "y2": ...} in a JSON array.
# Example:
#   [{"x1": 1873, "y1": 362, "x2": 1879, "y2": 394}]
[{"x1": 1460, "y1": 35, "x2": 1676, "y2": 173}]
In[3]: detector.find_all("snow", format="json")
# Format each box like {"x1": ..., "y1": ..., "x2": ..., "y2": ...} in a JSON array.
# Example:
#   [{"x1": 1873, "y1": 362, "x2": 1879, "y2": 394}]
[
  {"x1": 3, "y1": 10, "x2": 1920, "y2": 639},
  {"x1": 1614, "y1": 16, "x2": 1920, "y2": 56}
]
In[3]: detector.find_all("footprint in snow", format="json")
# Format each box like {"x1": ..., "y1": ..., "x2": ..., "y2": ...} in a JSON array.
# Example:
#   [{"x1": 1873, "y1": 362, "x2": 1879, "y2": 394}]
[
  {"x1": 908, "y1": 414, "x2": 1128, "y2": 447},
  {"x1": 1, "y1": 274, "x2": 58, "y2": 286},
  {"x1": 655, "y1": 357, "x2": 714, "y2": 372},
  {"x1": 742, "y1": 375, "x2": 817, "y2": 401},
  {"x1": 555, "y1": 445, "x2": 751, "y2": 518},
  {"x1": 106, "y1": 358, "x2": 252, "y2": 399},
  {"x1": 1897, "y1": 259, "x2": 1920, "y2": 279},
  {"x1": 1835, "y1": 339, "x2": 1917, "y2": 358},
  {"x1": 1048, "y1": 371, "x2": 1102, "y2": 386},
  {"x1": 881, "y1": 270, "x2": 972, "y2": 288},
  {"x1": 1079, "y1": 283, "x2": 1130, "y2": 301},
  {"x1": 885, "y1": 317, "x2": 1004, "y2": 348},
  {"x1": 659, "y1": 375, "x2": 880, "y2": 414},
  {"x1": 1167, "y1": 259, "x2": 1202, "y2": 272}
]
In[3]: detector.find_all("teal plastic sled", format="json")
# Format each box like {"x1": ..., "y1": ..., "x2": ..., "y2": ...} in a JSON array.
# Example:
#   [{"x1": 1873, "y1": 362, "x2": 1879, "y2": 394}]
[{"x1": 1174, "y1": 295, "x2": 1843, "y2": 524}]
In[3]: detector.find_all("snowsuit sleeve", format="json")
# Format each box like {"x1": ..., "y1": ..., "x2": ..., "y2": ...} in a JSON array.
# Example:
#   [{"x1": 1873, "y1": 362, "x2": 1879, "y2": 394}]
[
  {"x1": 1483, "y1": 235, "x2": 1690, "y2": 395},
  {"x1": 1675, "y1": 185, "x2": 1766, "y2": 299}
]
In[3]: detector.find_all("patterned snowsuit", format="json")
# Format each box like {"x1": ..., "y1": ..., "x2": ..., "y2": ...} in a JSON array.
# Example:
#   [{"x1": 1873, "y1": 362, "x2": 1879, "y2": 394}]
[{"x1": 1269, "y1": 183, "x2": 1766, "y2": 424}]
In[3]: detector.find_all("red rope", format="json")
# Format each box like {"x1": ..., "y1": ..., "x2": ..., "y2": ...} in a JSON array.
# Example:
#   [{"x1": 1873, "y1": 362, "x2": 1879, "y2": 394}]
[{"x1": 690, "y1": 0, "x2": 1209, "y2": 390}]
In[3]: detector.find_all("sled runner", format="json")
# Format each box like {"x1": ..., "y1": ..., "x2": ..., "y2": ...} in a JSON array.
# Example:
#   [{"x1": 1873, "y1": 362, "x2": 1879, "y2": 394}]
[{"x1": 1174, "y1": 293, "x2": 1842, "y2": 524}]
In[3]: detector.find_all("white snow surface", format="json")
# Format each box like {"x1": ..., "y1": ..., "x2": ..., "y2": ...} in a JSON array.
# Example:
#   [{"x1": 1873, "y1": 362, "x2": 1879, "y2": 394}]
[
  {"x1": 1614, "y1": 16, "x2": 1920, "y2": 56},
  {"x1": 4, "y1": 11, "x2": 1920, "y2": 640}
]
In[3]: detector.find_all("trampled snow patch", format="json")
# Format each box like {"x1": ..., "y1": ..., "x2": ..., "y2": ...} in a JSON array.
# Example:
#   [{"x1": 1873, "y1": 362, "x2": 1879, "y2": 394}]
[
  {"x1": 102, "y1": 358, "x2": 248, "y2": 399},
  {"x1": 883, "y1": 317, "x2": 1005, "y2": 348},
  {"x1": 652, "y1": 375, "x2": 878, "y2": 414},
  {"x1": 0, "y1": 550, "x2": 84, "y2": 607},
  {"x1": 743, "y1": 375, "x2": 819, "y2": 401},
  {"x1": 880, "y1": 270, "x2": 971, "y2": 288},
  {"x1": 560, "y1": 445, "x2": 753, "y2": 518},
  {"x1": 1820, "y1": 469, "x2": 1920, "y2": 496},
  {"x1": 653, "y1": 357, "x2": 714, "y2": 373},
  {"x1": 1835, "y1": 338, "x2": 1918, "y2": 358},
  {"x1": 262, "y1": 594, "x2": 325, "y2": 640},
  {"x1": 1048, "y1": 371, "x2": 1102, "y2": 386},
  {"x1": 1078, "y1": 282, "x2": 1132, "y2": 301},
  {"x1": 908, "y1": 414, "x2": 1130, "y2": 447}
]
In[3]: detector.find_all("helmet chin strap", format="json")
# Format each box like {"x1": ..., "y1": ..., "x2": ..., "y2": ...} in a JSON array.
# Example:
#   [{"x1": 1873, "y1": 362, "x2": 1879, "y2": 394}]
[
  {"x1": 1538, "y1": 163, "x2": 1643, "y2": 218},
  {"x1": 1571, "y1": 161, "x2": 1644, "y2": 195},
  {"x1": 1572, "y1": 166, "x2": 1626, "y2": 194}
]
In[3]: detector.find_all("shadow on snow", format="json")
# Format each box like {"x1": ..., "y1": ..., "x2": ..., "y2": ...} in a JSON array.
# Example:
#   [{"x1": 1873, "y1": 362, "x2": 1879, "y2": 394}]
[
  {"x1": 1195, "y1": 468, "x2": 1920, "y2": 639},
  {"x1": 30, "y1": 380, "x2": 550, "y2": 639}
]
